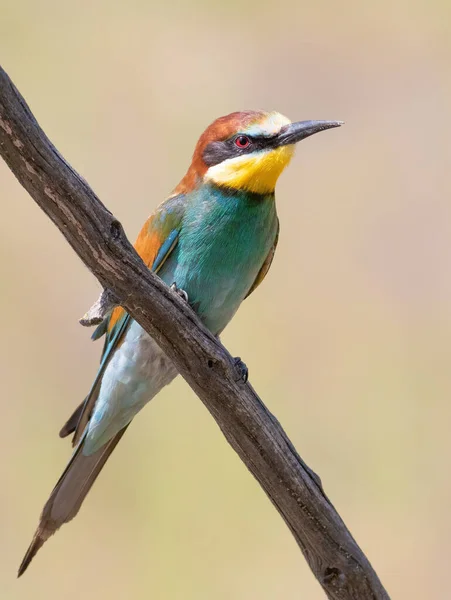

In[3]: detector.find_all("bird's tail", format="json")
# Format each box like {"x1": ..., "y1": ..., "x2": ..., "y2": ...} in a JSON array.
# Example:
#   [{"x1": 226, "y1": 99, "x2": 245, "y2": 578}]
[{"x1": 18, "y1": 426, "x2": 128, "y2": 577}]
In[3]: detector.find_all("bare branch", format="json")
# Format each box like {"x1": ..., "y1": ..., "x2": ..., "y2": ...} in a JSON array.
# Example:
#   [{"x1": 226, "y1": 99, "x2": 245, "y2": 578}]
[
  {"x1": 79, "y1": 288, "x2": 118, "y2": 326},
  {"x1": 0, "y1": 65, "x2": 390, "y2": 600}
]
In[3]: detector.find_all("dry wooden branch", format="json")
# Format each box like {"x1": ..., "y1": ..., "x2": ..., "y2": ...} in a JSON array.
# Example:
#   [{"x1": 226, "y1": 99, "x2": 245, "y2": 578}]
[
  {"x1": 0, "y1": 65, "x2": 390, "y2": 599},
  {"x1": 79, "y1": 288, "x2": 118, "y2": 326}
]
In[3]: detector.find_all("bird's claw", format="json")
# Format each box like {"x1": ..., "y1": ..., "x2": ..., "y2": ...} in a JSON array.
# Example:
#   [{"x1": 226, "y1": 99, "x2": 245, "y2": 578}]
[
  {"x1": 170, "y1": 282, "x2": 189, "y2": 303},
  {"x1": 233, "y1": 357, "x2": 248, "y2": 384}
]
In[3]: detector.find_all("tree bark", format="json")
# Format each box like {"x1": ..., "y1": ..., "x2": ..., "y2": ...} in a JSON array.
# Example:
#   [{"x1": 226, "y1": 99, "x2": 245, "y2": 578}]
[{"x1": 0, "y1": 65, "x2": 390, "y2": 599}]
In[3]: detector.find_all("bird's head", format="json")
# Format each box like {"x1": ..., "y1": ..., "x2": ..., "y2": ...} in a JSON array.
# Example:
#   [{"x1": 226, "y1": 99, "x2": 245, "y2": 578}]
[{"x1": 174, "y1": 111, "x2": 342, "y2": 196}]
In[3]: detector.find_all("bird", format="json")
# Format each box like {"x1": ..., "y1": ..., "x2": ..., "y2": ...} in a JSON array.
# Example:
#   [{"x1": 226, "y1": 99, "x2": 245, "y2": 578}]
[{"x1": 18, "y1": 110, "x2": 342, "y2": 576}]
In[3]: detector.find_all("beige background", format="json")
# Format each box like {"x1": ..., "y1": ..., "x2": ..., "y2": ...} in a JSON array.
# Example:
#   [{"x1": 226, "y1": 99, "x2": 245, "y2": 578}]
[{"x1": 1, "y1": 1, "x2": 451, "y2": 598}]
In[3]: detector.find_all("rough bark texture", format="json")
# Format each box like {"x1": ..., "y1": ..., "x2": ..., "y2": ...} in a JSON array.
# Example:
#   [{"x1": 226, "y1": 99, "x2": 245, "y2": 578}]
[{"x1": 0, "y1": 65, "x2": 390, "y2": 599}]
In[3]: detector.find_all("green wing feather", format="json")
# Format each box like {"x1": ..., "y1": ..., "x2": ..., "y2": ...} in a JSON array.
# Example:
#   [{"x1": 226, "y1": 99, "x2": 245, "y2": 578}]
[
  {"x1": 60, "y1": 194, "x2": 186, "y2": 444},
  {"x1": 245, "y1": 219, "x2": 279, "y2": 299}
]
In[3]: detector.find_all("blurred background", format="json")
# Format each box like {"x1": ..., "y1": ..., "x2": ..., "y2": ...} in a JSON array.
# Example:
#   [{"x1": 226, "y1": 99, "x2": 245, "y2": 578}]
[{"x1": 1, "y1": 1, "x2": 450, "y2": 598}]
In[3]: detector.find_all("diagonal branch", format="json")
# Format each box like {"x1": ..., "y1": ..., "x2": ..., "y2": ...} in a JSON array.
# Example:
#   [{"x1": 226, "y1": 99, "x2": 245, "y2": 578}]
[{"x1": 0, "y1": 65, "x2": 390, "y2": 600}]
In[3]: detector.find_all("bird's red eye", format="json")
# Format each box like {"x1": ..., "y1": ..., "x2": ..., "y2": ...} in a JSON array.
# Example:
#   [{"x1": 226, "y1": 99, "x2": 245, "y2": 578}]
[{"x1": 235, "y1": 135, "x2": 250, "y2": 148}]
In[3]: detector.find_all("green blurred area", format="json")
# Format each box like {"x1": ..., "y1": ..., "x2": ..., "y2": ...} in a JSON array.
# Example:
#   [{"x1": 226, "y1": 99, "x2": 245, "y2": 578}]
[{"x1": 1, "y1": 0, "x2": 451, "y2": 597}]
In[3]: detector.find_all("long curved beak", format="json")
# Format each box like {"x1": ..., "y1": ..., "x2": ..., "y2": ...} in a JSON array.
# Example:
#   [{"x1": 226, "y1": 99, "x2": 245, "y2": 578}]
[{"x1": 276, "y1": 120, "x2": 344, "y2": 147}]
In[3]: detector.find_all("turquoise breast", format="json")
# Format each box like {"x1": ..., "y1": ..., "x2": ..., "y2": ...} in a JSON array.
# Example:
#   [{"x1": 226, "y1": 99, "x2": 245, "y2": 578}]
[{"x1": 159, "y1": 183, "x2": 278, "y2": 334}]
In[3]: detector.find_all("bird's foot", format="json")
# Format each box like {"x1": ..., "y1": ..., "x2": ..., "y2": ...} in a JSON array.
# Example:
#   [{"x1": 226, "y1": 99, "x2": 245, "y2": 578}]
[
  {"x1": 233, "y1": 357, "x2": 248, "y2": 384},
  {"x1": 170, "y1": 282, "x2": 189, "y2": 303}
]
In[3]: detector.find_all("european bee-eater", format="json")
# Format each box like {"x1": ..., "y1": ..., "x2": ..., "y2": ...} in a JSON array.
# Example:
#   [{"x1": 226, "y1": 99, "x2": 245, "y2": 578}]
[{"x1": 18, "y1": 111, "x2": 342, "y2": 575}]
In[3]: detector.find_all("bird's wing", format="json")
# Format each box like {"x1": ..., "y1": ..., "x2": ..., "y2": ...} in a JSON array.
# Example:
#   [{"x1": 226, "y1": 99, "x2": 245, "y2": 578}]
[
  {"x1": 61, "y1": 194, "x2": 187, "y2": 445},
  {"x1": 245, "y1": 219, "x2": 279, "y2": 299}
]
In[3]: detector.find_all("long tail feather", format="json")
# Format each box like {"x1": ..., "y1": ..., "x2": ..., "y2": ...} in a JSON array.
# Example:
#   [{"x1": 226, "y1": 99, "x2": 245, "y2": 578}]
[
  {"x1": 59, "y1": 401, "x2": 85, "y2": 439},
  {"x1": 18, "y1": 426, "x2": 128, "y2": 577}
]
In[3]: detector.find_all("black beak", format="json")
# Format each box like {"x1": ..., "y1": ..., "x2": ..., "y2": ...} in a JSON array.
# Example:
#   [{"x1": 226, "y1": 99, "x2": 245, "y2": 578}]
[{"x1": 276, "y1": 120, "x2": 343, "y2": 147}]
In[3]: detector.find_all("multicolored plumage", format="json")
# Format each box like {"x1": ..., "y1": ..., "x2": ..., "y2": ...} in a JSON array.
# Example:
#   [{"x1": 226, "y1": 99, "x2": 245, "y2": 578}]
[{"x1": 18, "y1": 110, "x2": 342, "y2": 575}]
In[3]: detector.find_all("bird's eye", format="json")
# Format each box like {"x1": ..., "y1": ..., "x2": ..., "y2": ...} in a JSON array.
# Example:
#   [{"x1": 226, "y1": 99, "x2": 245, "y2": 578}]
[{"x1": 235, "y1": 135, "x2": 250, "y2": 148}]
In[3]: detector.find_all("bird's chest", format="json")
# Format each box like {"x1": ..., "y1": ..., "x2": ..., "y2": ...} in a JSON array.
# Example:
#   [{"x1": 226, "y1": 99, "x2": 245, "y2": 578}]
[{"x1": 160, "y1": 190, "x2": 277, "y2": 333}]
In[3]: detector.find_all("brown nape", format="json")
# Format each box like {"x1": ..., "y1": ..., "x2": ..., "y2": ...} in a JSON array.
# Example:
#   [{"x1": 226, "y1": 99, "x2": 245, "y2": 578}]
[{"x1": 172, "y1": 110, "x2": 267, "y2": 196}]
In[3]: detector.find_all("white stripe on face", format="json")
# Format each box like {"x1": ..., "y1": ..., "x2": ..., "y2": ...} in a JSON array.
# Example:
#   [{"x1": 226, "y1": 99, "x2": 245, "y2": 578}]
[{"x1": 244, "y1": 112, "x2": 291, "y2": 138}]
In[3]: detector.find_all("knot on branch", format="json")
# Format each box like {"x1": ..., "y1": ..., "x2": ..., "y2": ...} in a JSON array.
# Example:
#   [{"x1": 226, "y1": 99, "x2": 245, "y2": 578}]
[
  {"x1": 323, "y1": 566, "x2": 346, "y2": 588},
  {"x1": 109, "y1": 219, "x2": 123, "y2": 241}
]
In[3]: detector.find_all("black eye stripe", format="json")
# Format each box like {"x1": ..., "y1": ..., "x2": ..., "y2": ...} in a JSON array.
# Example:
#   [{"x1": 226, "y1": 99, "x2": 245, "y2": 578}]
[{"x1": 203, "y1": 136, "x2": 272, "y2": 167}]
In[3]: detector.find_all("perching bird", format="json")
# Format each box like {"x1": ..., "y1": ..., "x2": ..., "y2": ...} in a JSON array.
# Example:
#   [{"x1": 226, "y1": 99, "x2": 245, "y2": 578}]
[{"x1": 18, "y1": 110, "x2": 342, "y2": 575}]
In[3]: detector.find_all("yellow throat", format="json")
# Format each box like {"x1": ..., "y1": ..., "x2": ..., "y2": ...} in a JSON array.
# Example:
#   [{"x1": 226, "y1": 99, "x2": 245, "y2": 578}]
[{"x1": 205, "y1": 144, "x2": 295, "y2": 195}]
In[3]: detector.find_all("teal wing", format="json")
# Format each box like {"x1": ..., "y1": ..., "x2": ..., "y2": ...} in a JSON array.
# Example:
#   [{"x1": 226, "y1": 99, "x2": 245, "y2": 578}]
[
  {"x1": 245, "y1": 219, "x2": 279, "y2": 299},
  {"x1": 60, "y1": 194, "x2": 187, "y2": 445}
]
